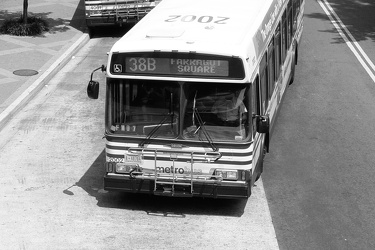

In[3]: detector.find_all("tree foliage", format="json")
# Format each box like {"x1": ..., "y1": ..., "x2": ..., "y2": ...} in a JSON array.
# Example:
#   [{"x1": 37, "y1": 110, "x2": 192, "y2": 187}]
[{"x1": 0, "y1": 0, "x2": 49, "y2": 36}]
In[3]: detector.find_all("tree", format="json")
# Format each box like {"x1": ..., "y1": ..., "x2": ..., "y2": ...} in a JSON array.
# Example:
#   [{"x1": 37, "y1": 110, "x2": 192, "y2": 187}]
[
  {"x1": 0, "y1": 0, "x2": 48, "y2": 36},
  {"x1": 23, "y1": 0, "x2": 28, "y2": 24}
]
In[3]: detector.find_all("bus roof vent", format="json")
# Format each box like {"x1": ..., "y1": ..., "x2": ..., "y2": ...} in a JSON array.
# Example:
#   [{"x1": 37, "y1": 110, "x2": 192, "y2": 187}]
[{"x1": 146, "y1": 28, "x2": 185, "y2": 38}]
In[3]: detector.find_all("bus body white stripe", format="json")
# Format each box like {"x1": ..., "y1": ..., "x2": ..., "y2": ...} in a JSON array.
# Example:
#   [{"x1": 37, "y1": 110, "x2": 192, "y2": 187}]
[{"x1": 318, "y1": 0, "x2": 375, "y2": 83}]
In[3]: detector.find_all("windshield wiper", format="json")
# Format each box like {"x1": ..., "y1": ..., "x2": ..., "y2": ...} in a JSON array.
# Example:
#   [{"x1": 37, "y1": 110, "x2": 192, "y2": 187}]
[
  {"x1": 139, "y1": 91, "x2": 176, "y2": 148},
  {"x1": 139, "y1": 114, "x2": 171, "y2": 147},
  {"x1": 190, "y1": 91, "x2": 218, "y2": 152},
  {"x1": 193, "y1": 107, "x2": 218, "y2": 152}
]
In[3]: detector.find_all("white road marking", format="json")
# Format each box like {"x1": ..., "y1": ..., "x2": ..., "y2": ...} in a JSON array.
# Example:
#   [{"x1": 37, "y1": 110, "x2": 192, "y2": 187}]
[{"x1": 318, "y1": 0, "x2": 375, "y2": 83}]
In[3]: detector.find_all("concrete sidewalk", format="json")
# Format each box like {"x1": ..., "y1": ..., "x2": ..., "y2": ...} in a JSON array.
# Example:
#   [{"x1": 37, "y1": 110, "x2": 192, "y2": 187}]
[{"x1": 0, "y1": 0, "x2": 90, "y2": 130}]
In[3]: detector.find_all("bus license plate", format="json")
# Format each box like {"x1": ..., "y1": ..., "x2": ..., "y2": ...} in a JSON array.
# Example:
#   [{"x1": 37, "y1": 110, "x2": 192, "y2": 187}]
[{"x1": 124, "y1": 153, "x2": 143, "y2": 164}]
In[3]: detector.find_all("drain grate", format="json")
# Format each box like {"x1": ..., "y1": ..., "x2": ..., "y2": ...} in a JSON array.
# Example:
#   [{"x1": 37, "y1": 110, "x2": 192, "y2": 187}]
[{"x1": 13, "y1": 69, "x2": 39, "y2": 76}]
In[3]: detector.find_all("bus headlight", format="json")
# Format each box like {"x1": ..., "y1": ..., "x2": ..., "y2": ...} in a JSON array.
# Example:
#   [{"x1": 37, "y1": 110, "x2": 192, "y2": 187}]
[
  {"x1": 116, "y1": 163, "x2": 139, "y2": 174},
  {"x1": 215, "y1": 169, "x2": 238, "y2": 180}
]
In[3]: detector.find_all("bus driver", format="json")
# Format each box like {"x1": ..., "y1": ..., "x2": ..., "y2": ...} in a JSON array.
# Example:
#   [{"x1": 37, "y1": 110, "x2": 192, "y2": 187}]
[{"x1": 211, "y1": 89, "x2": 247, "y2": 125}]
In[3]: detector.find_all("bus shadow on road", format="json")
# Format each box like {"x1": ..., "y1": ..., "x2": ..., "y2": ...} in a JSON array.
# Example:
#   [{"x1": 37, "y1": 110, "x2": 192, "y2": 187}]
[
  {"x1": 74, "y1": 149, "x2": 247, "y2": 217},
  {"x1": 99, "y1": 192, "x2": 247, "y2": 217}
]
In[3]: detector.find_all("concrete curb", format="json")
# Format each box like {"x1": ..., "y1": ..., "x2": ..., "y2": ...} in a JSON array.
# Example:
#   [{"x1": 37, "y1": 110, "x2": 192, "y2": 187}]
[{"x1": 0, "y1": 33, "x2": 90, "y2": 131}]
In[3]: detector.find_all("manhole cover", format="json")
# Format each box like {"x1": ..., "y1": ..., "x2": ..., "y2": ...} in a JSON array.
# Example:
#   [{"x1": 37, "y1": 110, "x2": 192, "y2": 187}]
[{"x1": 13, "y1": 69, "x2": 39, "y2": 76}]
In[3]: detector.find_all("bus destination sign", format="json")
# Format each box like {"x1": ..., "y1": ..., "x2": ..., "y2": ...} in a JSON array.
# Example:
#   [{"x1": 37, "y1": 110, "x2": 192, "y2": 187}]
[
  {"x1": 124, "y1": 57, "x2": 229, "y2": 77},
  {"x1": 110, "y1": 52, "x2": 245, "y2": 79}
]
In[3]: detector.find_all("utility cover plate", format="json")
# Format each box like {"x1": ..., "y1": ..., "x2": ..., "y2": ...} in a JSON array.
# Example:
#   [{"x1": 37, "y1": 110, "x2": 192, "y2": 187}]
[{"x1": 13, "y1": 69, "x2": 38, "y2": 76}]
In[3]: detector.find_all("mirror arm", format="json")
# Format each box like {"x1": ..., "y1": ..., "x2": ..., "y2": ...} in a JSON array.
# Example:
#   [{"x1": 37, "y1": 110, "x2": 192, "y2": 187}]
[{"x1": 90, "y1": 65, "x2": 106, "y2": 81}]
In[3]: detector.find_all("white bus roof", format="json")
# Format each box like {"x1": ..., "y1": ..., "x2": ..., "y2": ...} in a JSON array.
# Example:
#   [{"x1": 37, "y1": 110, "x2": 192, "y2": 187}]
[{"x1": 110, "y1": 0, "x2": 284, "y2": 62}]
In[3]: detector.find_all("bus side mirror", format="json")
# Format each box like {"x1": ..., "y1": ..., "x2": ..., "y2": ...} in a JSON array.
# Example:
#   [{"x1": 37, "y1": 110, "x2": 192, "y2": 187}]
[
  {"x1": 256, "y1": 115, "x2": 270, "y2": 134},
  {"x1": 87, "y1": 65, "x2": 105, "y2": 99},
  {"x1": 87, "y1": 80, "x2": 99, "y2": 99}
]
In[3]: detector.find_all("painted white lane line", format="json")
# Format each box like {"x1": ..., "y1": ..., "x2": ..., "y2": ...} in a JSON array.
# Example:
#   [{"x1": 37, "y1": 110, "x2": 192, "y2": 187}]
[
  {"x1": 318, "y1": 0, "x2": 375, "y2": 83},
  {"x1": 321, "y1": 0, "x2": 375, "y2": 71}
]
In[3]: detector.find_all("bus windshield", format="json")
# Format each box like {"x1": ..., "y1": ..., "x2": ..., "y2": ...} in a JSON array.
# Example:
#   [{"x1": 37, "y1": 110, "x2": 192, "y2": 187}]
[
  {"x1": 106, "y1": 80, "x2": 249, "y2": 142},
  {"x1": 183, "y1": 83, "x2": 249, "y2": 142},
  {"x1": 107, "y1": 79, "x2": 180, "y2": 138}
]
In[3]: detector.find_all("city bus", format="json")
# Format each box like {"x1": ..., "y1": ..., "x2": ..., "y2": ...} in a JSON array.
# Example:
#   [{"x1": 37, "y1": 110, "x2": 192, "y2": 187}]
[
  {"x1": 85, "y1": 0, "x2": 161, "y2": 30},
  {"x1": 87, "y1": 0, "x2": 304, "y2": 199}
]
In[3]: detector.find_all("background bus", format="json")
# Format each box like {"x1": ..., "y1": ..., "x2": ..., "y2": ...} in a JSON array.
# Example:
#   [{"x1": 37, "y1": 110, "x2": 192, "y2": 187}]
[
  {"x1": 85, "y1": 0, "x2": 161, "y2": 32},
  {"x1": 87, "y1": 0, "x2": 304, "y2": 199}
]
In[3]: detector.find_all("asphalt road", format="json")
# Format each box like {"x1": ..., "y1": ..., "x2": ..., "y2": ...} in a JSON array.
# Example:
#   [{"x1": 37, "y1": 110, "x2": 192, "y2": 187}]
[{"x1": 262, "y1": 0, "x2": 375, "y2": 249}]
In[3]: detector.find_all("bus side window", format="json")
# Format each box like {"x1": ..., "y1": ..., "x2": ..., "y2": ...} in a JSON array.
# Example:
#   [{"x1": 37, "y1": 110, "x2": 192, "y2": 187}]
[
  {"x1": 259, "y1": 53, "x2": 268, "y2": 113},
  {"x1": 275, "y1": 24, "x2": 281, "y2": 81},
  {"x1": 288, "y1": 1, "x2": 293, "y2": 47},
  {"x1": 281, "y1": 10, "x2": 287, "y2": 63},
  {"x1": 268, "y1": 37, "x2": 275, "y2": 100},
  {"x1": 293, "y1": 0, "x2": 299, "y2": 33},
  {"x1": 252, "y1": 75, "x2": 260, "y2": 137}
]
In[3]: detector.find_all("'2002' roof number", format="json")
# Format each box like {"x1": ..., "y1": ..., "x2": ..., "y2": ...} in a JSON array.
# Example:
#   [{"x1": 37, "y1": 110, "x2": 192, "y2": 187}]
[{"x1": 165, "y1": 15, "x2": 230, "y2": 25}]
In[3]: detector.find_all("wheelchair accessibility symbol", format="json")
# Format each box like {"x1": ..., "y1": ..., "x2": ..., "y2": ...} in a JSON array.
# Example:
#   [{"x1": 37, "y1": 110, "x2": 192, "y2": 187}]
[{"x1": 114, "y1": 64, "x2": 123, "y2": 73}]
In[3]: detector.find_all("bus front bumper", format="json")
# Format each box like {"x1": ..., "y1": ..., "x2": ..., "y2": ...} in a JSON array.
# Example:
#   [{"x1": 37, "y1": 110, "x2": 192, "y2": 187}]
[{"x1": 104, "y1": 174, "x2": 251, "y2": 199}]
